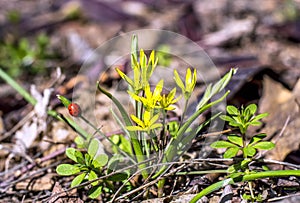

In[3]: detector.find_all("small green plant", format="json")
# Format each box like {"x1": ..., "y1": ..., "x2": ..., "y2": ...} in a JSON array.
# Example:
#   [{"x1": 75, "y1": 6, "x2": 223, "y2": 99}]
[
  {"x1": 0, "y1": 33, "x2": 53, "y2": 78},
  {"x1": 191, "y1": 104, "x2": 300, "y2": 203},
  {"x1": 211, "y1": 104, "x2": 273, "y2": 161},
  {"x1": 56, "y1": 95, "x2": 129, "y2": 198},
  {"x1": 212, "y1": 104, "x2": 274, "y2": 201},
  {"x1": 55, "y1": 35, "x2": 236, "y2": 200}
]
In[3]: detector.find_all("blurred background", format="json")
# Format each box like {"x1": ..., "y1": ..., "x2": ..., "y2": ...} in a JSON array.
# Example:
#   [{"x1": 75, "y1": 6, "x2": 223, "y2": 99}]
[{"x1": 0, "y1": 0, "x2": 300, "y2": 202}]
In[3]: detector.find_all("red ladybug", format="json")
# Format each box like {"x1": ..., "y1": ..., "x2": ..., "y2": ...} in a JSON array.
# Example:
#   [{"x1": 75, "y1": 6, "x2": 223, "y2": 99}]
[{"x1": 68, "y1": 103, "x2": 81, "y2": 117}]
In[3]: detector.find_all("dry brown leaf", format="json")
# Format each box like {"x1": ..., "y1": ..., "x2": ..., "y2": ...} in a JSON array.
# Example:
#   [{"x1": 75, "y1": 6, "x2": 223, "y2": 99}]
[
  {"x1": 258, "y1": 76, "x2": 300, "y2": 161},
  {"x1": 48, "y1": 182, "x2": 83, "y2": 203}
]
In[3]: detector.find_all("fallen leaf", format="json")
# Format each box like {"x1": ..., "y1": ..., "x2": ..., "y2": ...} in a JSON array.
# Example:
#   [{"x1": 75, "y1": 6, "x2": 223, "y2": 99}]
[{"x1": 258, "y1": 76, "x2": 300, "y2": 161}]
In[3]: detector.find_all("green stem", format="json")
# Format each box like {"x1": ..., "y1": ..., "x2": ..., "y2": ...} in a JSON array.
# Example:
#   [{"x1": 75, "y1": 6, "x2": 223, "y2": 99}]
[
  {"x1": 175, "y1": 169, "x2": 227, "y2": 175},
  {"x1": 97, "y1": 82, "x2": 148, "y2": 179},
  {"x1": 157, "y1": 178, "x2": 165, "y2": 197},
  {"x1": 0, "y1": 67, "x2": 37, "y2": 105},
  {"x1": 152, "y1": 91, "x2": 230, "y2": 179},
  {"x1": 190, "y1": 170, "x2": 300, "y2": 203},
  {"x1": 179, "y1": 98, "x2": 189, "y2": 127},
  {"x1": 80, "y1": 115, "x2": 136, "y2": 164},
  {"x1": 0, "y1": 67, "x2": 91, "y2": 138}
]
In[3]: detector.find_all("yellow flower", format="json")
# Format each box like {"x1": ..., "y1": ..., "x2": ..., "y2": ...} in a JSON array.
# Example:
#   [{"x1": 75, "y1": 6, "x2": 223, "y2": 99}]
[
  {"x1": 174, "y1": 68, "x2": 197, "y2": 100},
  {"x1": 128, "y1": 80, "x2": 163, "y2": 111},
  {"x1": 126, "y1": 111, "x2": 162, "y2": 133},
  {"x1": 116, "y1": 49, "x2": 158, "y2": 94},
  {"x1": 159, "y1": 88, "x2": 181, "y2": 111}
]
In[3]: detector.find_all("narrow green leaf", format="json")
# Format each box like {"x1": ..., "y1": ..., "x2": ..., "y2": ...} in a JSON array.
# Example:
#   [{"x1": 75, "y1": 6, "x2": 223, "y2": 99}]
[
  {"x1": 251, "y1": 113, "x2": 268, "y2": 122},
  {"x1": 88, "y1": 185, "x2": 103, "y2": 199},
  {"x1": 227, "y1": 135, "x2": 243, "y2": 147},
  {"x1": 211, "y1": 141, "x2": 238, "y2": 148},
  {"x1": 249, "y1": 133, "x2": 267, "y2": 145},
  {"x1": 220, "y1": 115, "x2": 236, "y2": 123},
  {"x1": 0, "y1": 68, "x2": 37, "y2": 105},
  {"x1": 85, "y1": 153, "x2": 92, "y2": 166},
  {"x1": 224, "y1": 147, "x2": 240, "y2": 158},
  {"x1": 131, "y1": 34, "x2": 138, "y2": 66},
  {"x1": 88, "y1": 170, "x2": 99, "y2": 186},
  {"x1": 56, "y1": 164, "x2": 80, "y2": 176},
  {"x1": 253, "y1": 141, "x2": 275, "y2": 150},
  {"x1": 56, "y1": 95, "x2": 71, "y2": 108},
  {"x1": 209, "y1": 68, "x2": 237, "y2": 97},
  {"x1": 71, "y1": 172, "x2": 86, "y2": 187},
  {"x1": 190, "y1": 170, "x2": 300, "y2": 203},
  {"x1": 249, "y1": 121, "x2": 262, "y2": 126},
  {"x1": 226, "y1": 105, "x2": 239, "y2": 115}
]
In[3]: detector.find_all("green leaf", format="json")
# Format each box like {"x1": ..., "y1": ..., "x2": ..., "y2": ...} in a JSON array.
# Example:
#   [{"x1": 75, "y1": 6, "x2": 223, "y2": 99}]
[
  {"x1": 97, "y1": 83, "x2": 143, "y2": 164},
  {"x1": 85, "y1": 153, "x2": 92, "y2": 166},
  {"x1": 245, "y1": 104, "x2": 257, "y2": 116},
  {"x1": 88, "y1": 185, "x2": 103, "y2": 199},
  {"x1": 251, "y1": 113, "x2": 268, "y2": 121},
  {"x1": 88, "y1": 170, "x2": 99, "y2": 186},
  {"x1": 131, "y1": 34, "x2": 138, "y2": 67},
  {"x1": 107, "y1": 155, "x2": 124, "y2": 171},
  {"x1": 66, "y1": 148, "x2": 77, "y2": 163},
  {"x1": 249, "y1": 121, "x2": 262, "y2": 126},
  {"x1": 227, "y1": 165, "x2": 237, "y2": 173},
  {"x1": 211, "y1": 140, "x2": 238, "y2": 148},
  {"x1": 220, "y1": 115, "x2": 236, "y2": 123},
  {"x1": 224, "y1": 147, "x2": 240, "y2": 158},
  {"x1": 209, "y1": 68, "x2": 237, "y2": 97},
  {"x1": 75, "y1": 136, "x2": 85, "y2": 148},
  {"x1": 118, "y1": 135, "x2": 133, "y2": 154},
  {"x1": 262, "y1": 165, "x2": 270, "y2": 171},
  {"x1": 71, "y1": 172, "x2": 86, "y2": 187},
  {"x1": 240, "y1": 159, "x2": 251, "y2": 169},
  {"x1": 226, "y1": 105, "x2": 239, "y2": 115},
  {"x1": 227, "y1": 135, "x2": 243, "y2": 147},
  {"x1": 92, "y1": 154, "x2": 108, "y2": 168},
  {"x1": 242, "y1": 193, "x2": 252, "y2": 200},
  {"x1": 107, "y1": 173, "x2": 129, "y2": 181},
  {"x1": 56, "y1": 164, "x2": 80, "y2": 176},
  {"x1": 56, "y1": 95, "x2": 71, "y2": 108},
  {"x1": 253, "y1": 141, "x2": 275, "y2": 150},
  {"x1": 75, "y1": 150, "x2": 85, "y2": 165},
  {"x1": 249, "y1": 133, "x2": 267, "y2": 145},
  {"x1": 243, "y1": 146, "x2": 256, "y2": 157},
  {"x1": 88, "y1": 138, "x2": 100, "y2": 159},
  {"x1": 65, "y1": 148, "x2": 84, "y2": 164}
]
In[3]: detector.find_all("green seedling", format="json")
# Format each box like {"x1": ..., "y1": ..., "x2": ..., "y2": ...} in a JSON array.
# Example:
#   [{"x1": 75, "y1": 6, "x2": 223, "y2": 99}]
[
  {"x1": 0, "y1": 33, "x2": 53, "y2": 78},
  {"x1": 191, "y1": 104, "x2": 300, "y2": 202}
]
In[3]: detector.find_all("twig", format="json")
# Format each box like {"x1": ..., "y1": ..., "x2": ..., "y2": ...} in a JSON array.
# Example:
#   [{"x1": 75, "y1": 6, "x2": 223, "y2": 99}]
[{"x1": 268, "y1": 192, "x2": 300, "y2": 202}]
